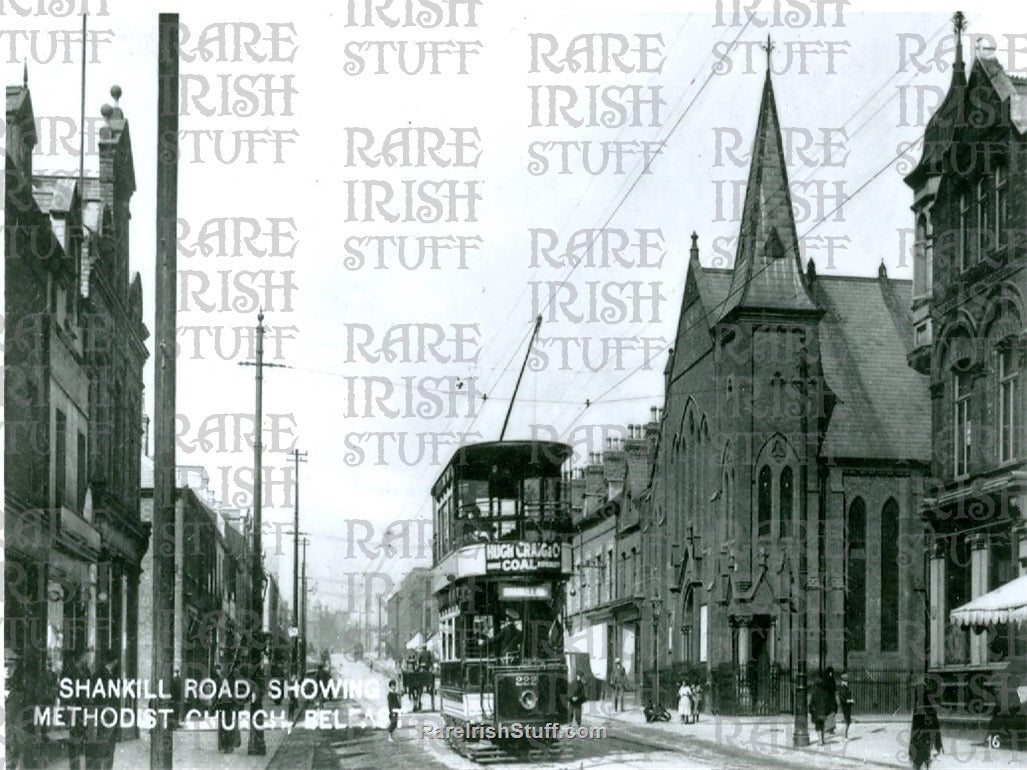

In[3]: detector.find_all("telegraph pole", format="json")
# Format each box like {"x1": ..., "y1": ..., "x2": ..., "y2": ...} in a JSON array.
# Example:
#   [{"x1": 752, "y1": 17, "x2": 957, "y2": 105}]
[
  {"x1": 377, "y1": 594, "x2": 384, "y2": 659},
  {"x1": 301, "y1": 537, "x2": 309, "y2": 670},
  {"x1": 151, "y1": 14, "x2": 178, "y2": 770},
  {"x1": 290, "y1": 449, "x2": 307, "y2": 678},
  {"x1": 239, "y1": 314, "x2": 284, "y2": 755}
]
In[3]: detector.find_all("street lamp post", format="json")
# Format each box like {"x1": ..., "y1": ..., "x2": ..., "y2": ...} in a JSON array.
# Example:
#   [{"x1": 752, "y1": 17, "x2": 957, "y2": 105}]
[
  {"x1": 649, "y1": 596, "x2": 663, "y2": 710},
  {"x1": 792, "y1": 345, "x2": 812, "y2": 748}
]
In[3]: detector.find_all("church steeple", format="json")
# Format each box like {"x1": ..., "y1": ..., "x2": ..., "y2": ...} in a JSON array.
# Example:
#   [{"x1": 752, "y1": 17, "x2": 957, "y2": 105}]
[
  {"x1": 719, "y1": 68, "x2": 818, "y2": 321},
  {"x1": 952, "y1": 11, "x2": 966, "y2": 84}
]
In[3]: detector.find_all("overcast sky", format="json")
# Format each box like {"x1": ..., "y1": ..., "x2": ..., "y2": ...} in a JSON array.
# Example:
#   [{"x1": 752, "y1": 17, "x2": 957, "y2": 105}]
[{"x1": 5, "y1": 0, "x2": 1024, "y2": 619}]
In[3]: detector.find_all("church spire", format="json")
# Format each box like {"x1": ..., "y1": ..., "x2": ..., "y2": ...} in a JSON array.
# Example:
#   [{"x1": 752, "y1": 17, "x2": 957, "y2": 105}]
[
  {"x1": 719, "y1": 69, "x2": 818, "y2": 321},
  {"x1": 952, "y1": 10, "x2": 966, "y2": 84}
]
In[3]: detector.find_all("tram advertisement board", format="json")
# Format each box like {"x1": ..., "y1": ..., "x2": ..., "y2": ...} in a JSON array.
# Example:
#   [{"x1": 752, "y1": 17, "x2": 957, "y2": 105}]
[{"x1": 485, "y1": 541, "x2": 561, "y2": 574}]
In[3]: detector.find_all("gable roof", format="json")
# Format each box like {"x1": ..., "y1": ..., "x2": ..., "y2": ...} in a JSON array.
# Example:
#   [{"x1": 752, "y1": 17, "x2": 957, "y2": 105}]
[
  {"x1": 681, "y1": 264, "x2": 931, "y2": 464},
  {"x1": 814, "y1": 274, "x2": 930, "y2": 461}
]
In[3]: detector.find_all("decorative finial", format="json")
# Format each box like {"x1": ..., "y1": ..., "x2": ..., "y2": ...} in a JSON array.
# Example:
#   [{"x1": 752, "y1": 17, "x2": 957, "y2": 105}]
[
  {"x1": 953, "y1": 11, "x2": 965, "y2": 70},
  {"x1": 878, "y1": 259, "x2": 888, "y2": 279},
  {"x1": 761, "y1": 35, "x2": 774, "y2": 73},
  {"x1": 690, "y1": 231, "x2": 699, "y2": 249},
  {"x1": 22, "y1": 60, "x2": 27, "y2": 88}
]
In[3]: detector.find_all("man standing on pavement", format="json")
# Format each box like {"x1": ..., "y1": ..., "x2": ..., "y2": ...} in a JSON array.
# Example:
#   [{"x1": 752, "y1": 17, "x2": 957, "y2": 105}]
[
  {"x1": 170, "y1": 668, "x2": 183, "y2": 729},
  {"x1": 611, "y1": 659, "x2": 627, "y2": 712},
  {"x1": 568, "y1": 672, "x2": 586, "y2": 727}
]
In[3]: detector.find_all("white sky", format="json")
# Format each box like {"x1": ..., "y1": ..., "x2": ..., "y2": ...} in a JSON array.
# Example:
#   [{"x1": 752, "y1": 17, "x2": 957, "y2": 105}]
[{"x1": 4, "y1": 0, "x2": 1024, "y2": 617}]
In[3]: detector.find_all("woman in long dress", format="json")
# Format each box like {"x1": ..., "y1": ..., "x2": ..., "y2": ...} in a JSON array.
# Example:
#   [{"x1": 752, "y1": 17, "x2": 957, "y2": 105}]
[{"x1": 677, "y1": 681, "x2": 694, "y2": 724}]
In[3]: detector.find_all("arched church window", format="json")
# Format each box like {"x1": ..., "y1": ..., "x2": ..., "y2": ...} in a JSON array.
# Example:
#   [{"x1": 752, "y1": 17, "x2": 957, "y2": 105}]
[
  {"x1": 846, "y1": 497, "x2": 866, "y2": 651},
  {"x1": 881, "y1": 498, "x2": 900, "y2": 652},
  {"x1": 779, "y1": 467, "x2": 793, "y2": 539},
  {"x1": 757, "y1": 465, "x2": 772, "y2": 539}
]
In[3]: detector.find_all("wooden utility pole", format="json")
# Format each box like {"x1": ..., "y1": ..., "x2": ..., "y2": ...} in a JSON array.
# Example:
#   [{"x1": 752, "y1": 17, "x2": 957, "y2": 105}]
[
  {"x1": 239, "y1": 313, "x2": 283, "y2": 755},
  {"x1": 301, "y1": 537, "x2": 309, "y2": 669},
  {"x1": 151, "y1": 13, "x2": 178, "y2": 770},
  {"x1": 290, "y1": 449, "x2": 307, "y2": 678}
]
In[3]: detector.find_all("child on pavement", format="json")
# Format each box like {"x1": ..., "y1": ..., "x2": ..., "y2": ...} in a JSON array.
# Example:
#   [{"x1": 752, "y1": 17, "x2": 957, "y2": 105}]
[{"x1": 387, "y1": 680, "x2": 402, "y2": 742}]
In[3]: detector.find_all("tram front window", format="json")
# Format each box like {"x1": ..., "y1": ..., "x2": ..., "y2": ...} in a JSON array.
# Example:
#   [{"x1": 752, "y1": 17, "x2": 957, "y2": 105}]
[{"x1": 496, "y1": 600, "x2": 564, "y2": 664}]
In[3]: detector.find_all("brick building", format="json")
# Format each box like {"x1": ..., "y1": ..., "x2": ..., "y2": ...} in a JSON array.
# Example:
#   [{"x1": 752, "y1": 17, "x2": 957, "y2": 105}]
[
  {"x1": 566, "y1": 415, "x2": 657, "y2": 701},
  {"x1": 903, "y1": 15, "x2": 1027, "y2": 711},
  {"x1": 386, "y1": 567, "x2": 436, "y2": 663},
  {"x1": 5, "y1": 76, "x2": 149, "y2": 734},
  {"x1": 642, "y1": 65, "x2": 932, "y2": 713}
]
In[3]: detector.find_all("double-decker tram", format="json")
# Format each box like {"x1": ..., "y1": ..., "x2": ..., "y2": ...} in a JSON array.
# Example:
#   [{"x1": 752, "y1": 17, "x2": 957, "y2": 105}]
[{"x1": 432, "y1": 440, "x2": 574, "y2": 762}]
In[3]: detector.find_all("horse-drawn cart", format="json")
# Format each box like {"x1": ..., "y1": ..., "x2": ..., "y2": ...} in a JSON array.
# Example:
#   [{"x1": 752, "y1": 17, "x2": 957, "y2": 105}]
[{"x1": 401, "y1": 652, "x2": 437, "y2": 712}]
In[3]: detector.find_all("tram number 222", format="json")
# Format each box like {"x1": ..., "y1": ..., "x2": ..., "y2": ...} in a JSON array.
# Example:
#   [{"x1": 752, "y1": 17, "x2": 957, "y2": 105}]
[{"x1": 514, "y1": 675, "x2": 539, "y2": 687}]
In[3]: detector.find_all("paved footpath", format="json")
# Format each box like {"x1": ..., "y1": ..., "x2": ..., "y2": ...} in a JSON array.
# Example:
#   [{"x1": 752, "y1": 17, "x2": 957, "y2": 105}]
[{"x1": 582, "y1": 699, "x2": 1026, "y2": 769}]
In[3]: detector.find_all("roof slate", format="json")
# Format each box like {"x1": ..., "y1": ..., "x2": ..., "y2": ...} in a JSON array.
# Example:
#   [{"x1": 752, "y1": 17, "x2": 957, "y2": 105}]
[{"x1": 813, "y1": 275, "x2": 931, "y2": 461}]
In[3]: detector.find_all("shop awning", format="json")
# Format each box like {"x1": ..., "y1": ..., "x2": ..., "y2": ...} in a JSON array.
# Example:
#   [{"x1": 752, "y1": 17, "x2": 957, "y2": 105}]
[
  {"x1": 950, "y1": 575, "x2": 1027, "y2": 627},
  {"x1": 405, "y1": 632, "x2": 423, "y2": 650}
]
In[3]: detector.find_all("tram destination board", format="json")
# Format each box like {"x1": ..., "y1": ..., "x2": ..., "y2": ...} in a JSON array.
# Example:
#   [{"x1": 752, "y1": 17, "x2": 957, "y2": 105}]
[{"x1": 498, "y1": 583, "x2": 552, "y2": 601}]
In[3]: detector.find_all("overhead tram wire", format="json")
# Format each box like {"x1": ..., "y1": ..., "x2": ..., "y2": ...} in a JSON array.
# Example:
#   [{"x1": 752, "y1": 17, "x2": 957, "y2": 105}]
[
  {"x1": 452, "y1": 18, "x2": 746, "y2": 433},
  {"x1": 539, "y1": 16, "x2": 951, "y2": 372},
  {"x1": 556, "y1": 132, "x2": 927, "y2": 441},
  {"x1": 345, "y1": 318, "x2": 540, "y2": 580},
  {"x1": 531, "y1": 17, "x2": 757, "y2": 417},
  {"x1": 542, "y1": 20, "x2": 956, "y2": 431},
  {"x1": 338, "y1": 15, "x2": 954, "y2": 575},
  {"x1": 460, "y1": 16, "x2": 700, "y2": 383}
]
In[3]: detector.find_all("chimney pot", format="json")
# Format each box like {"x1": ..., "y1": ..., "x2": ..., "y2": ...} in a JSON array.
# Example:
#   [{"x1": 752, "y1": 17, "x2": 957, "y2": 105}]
[{"x1": 650, "y1": 407, "x2": 658, "y2": 421}]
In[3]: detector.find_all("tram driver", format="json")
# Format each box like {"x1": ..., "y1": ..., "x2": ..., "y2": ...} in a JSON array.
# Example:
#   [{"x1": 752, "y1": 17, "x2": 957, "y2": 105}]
[{"x1": 497, "y1": 610, "x2": 523, "y2": 664}]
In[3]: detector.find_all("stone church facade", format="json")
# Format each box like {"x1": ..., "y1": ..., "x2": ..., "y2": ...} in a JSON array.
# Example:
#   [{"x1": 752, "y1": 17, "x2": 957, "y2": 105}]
[{"x1": 643, "y1": 66, "x2": 932, "y2": 709}]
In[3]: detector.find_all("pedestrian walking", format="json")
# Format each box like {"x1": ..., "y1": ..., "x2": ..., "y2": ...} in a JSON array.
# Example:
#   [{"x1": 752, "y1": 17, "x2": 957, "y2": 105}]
[
  {"x1": 677, "y1": 681, "x2": 694, "y2": 723},
  {"x1": 808, "y1": 673, "x2": 835, "y2": 746},
  {"x1": 5, "y1": 652, "x2": 27, "y2": 770},
  {"x1": 387, "y1": 679, "x2": 402, "y2": 742},
  {"x1": 170, "y1": 668, "x2": 183, "y2": 729},
  {"x1": 66, "y1": 648, "x2": 95, "y2": 770},
  {"x1": 88, "y1": 651, "x2": 120, "y2": 770},
  {"x1": 838, "y1": 672, "x2": 854, "y2": 740},
  {"x1": 214, "y1": 663, "x2": 241, "y2": 754},
  {"x1": 823, "y1": 666, "x2": 839, "y2": 734},
  {"x1": 568, "y1": 672, "x2": 586, "y2": 727},
  {"x1": 909, "y1": 685, "x2": 943, "y2": 770},
  {"x1": 611, "y1": 659, "x2": 627, "y2": 712}
]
